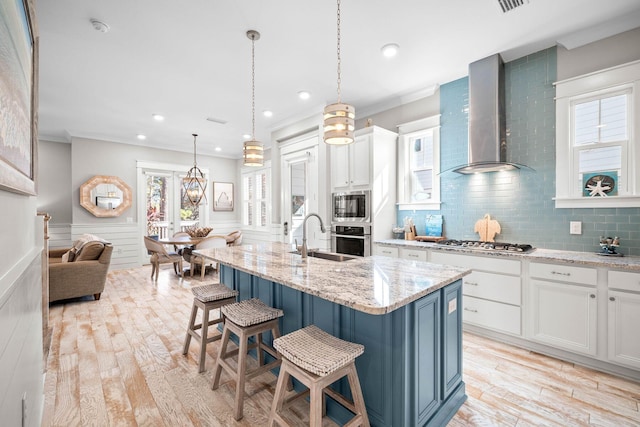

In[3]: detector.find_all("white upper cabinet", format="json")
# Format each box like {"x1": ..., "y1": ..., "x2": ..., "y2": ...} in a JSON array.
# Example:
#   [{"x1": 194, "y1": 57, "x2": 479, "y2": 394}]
[{"x1": 330, "y1": 133, "x2": 371, "y2": 190}]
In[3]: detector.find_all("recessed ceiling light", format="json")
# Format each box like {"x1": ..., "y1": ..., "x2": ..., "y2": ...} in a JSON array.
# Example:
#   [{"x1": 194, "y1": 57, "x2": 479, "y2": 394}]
[
  {"x1": 152, "y1": 114, "x2": 164, "y2": 121},
  {"x1": 242, "y1": 134, "x2": 252, "y2": 140},
  {"x1": 136, "y1": 134, "x2": 146, "y2": 140},
  {"x1": 381, "y1": 43, "x2": 399, "y2": 58},
  {"x1": 263, "y1": 110, "x2": 273, "y2": 118},
  {"x1": 215, "y1": 147, "x2": 222, "y2": 152},
  {"x1": 298, "y1": 91, "x2": 311, "y2": 100}
]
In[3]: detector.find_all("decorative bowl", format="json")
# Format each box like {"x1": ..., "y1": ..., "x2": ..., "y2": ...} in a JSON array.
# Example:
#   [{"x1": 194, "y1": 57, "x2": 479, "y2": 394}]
[{"x1": 186, "y1": 227, "x2": 213, "y2": 238}]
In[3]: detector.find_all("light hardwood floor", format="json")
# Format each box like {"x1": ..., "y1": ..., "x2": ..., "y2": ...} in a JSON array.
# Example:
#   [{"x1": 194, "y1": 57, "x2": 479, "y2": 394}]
[{"x1": 42, "y1": 265, "x2": 640, "y2": 426}]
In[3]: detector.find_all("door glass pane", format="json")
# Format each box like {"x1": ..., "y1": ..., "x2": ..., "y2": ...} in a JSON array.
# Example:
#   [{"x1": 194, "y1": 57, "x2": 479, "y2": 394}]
[
  {"x1": 290, "y1": 162, "x2": 306, "y2": 244},
  {"x1": 146, "y1": 174, "x2": 168, "y2": 238},
  {"x1": 179, "y1": 179, "x2": 200, "y2": 231}
]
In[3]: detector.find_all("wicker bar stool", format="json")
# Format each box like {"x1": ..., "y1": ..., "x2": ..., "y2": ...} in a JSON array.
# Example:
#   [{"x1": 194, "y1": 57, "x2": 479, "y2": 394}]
[
  {"x1": 211, "y1": 298, "x2": 284, "y2": 420},
  {"x1": 183, "y1": 284, "x2": 238, "y2": 373},
  {"x1": 268, "y1": 325, "x2": 369, "y2": 427}
]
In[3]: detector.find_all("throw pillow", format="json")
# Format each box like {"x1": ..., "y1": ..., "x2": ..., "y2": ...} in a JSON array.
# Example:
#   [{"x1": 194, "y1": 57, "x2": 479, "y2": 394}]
[
  {"x1": 61, "y1": 248, "x2": 77, "y2": 263},
  {"x1": 75, "y1": 241, "x2": 105, "y2": 261}
]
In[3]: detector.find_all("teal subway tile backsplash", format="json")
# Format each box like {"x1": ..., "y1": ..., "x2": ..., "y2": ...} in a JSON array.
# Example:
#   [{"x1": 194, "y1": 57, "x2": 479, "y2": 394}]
[{"x1": 398, "y1": 47, "x2": 640, "y2": 256}]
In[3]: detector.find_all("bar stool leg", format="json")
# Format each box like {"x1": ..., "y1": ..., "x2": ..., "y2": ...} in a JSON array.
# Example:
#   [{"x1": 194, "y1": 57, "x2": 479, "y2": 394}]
[
  {"x1": 310, "y1": 381, "x2": 324, "y2": 427},
  {"x1": 347, "y1": 364, "x2": 370, "y2": 427},
  {"x1": 182, "y1": 303, "x2": 198, "y2": 355},
  {"x1": 257, "y1": 332, "x2": 264, "y2": 366},
  {"x1": 198, "y1": 303, "x2": 210, "y2": 373},
  {"x1": 234, "y1": 328, "x2": 249, "y2": 420},
  {"x1": 268, "y1": 360, "x2": 290, "y2": 426},
  {"x1": 212, "y1": 325, "x2": 232, "y2": 390}
]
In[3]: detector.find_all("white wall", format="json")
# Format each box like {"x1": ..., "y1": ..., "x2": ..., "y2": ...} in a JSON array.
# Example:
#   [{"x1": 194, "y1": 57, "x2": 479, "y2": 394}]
[
  {"x1": 0, "y1": 192, "x2": 44, "y2": 426},
  {"x1": 37, "y1": 140, "x2": 72, "y2": 224}
]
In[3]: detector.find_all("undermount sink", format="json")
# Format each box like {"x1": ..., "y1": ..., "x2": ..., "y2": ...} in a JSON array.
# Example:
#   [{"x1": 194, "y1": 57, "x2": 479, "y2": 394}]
[{"x1": 290, "y1": 250, "x2": 357, "y2": 262}]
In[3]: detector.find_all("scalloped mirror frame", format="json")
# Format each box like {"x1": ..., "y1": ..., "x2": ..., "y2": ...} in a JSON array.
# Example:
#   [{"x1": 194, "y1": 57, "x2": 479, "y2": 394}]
[{"x1": 80, "y1": 175, "x2": 132, "y2": 217}]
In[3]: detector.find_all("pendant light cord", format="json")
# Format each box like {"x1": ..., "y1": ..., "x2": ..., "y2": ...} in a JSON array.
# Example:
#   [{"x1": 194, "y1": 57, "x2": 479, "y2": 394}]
[
  {"x1": 251, "y1": 34, "x2": 256, "y2": 139},
  {"x1": 336, "y1": 0, "x2": 342, "y2": 103},
  {"x1": 192, "y1": 133, "x2": 197, "y2": 167}
]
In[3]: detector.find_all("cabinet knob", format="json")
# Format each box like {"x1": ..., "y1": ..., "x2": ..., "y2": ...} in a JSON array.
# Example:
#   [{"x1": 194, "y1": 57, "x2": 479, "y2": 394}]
[
  {"x1": 609, "y1": 296, "x2": 616, "y2": 302},
  {"x1": 590, "y1": 294, "x2": 596, "y2": 299}
]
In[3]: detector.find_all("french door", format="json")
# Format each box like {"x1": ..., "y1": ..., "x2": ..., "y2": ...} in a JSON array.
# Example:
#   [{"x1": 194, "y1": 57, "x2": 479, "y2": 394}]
[{"x1": 137, "y1": 161, "x2": 209, "y2": 261}]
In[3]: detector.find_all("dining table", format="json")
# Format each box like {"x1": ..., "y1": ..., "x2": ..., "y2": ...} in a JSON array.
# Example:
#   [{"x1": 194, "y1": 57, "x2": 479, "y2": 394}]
[{"x1": 157, "y1": 235, "x2": 203, "y2": 246}]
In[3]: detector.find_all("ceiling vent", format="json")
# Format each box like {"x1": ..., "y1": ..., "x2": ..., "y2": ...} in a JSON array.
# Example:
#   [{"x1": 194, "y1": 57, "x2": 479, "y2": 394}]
[{"x1": 497, "y1": 0, "x2": 528, "y2": 13}]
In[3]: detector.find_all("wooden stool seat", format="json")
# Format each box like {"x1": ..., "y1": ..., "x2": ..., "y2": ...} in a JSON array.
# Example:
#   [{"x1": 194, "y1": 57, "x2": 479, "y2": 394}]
[
  {"x1": 183, "y1": 284, "x2": 238, "y2": 373},
  {"x1": 211, "y1": 298, "x2": 285, "y2": 420},
  {"x1": 268, "y1": 325, "x2": 370, "y2": 427}
]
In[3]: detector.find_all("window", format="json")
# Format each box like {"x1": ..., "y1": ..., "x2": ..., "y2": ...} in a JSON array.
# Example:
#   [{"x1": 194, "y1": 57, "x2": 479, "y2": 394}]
[
  {"x1": 397, "y1": 115, "x2": 441, "y2": 210},
  {"x1": 242, "y1": 164, "x2": 270, "y2": 230},
  {"x1": 555, "y1": 60, "x2": 640, "y2": 208}
]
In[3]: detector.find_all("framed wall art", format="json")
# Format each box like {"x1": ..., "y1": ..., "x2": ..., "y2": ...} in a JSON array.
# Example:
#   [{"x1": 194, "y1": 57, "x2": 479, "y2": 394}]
[
  {"x1": 213, "y1": 181, "x2": 234, "y2": 211},
  {"x1": 0, "y1": 0, "x2": 38, "y2": 195}
]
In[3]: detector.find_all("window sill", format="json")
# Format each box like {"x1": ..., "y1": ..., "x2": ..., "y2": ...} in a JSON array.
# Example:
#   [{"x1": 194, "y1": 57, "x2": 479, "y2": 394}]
[
  {"x1": 397, "y1": 201, "x2": 441, "y2": 211},
  {"x1": 554, "y1": 196, "x2": 640, "y2": 208}
]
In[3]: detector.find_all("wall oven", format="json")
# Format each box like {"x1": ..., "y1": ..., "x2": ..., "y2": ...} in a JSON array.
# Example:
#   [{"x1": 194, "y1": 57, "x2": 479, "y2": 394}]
[
  {"x1": 332, "y1": 190, "x2": 370, "y2": 223},
  {"x1": 331, "y1": 224, "x2": 371, "y2": 257}
]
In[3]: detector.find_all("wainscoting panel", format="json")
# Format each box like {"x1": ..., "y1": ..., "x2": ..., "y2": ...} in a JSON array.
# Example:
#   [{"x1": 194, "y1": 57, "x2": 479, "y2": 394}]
[{"x1": 71, "y1": 223, "x2": 140, "y2": 270}]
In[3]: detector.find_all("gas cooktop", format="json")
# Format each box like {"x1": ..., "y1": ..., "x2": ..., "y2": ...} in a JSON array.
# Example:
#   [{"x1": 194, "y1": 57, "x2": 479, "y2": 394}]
[{"x1": 437, "y1": 239, "x2": 534, "y2": 252}]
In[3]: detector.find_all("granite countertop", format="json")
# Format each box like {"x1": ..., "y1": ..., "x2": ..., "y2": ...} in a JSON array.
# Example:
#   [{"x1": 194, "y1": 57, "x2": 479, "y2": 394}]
[
  {"x1": 194, "y1": 242, "x2": 471, "y2": 315},
  {"x1": 375, "y1": 239, "x2": 640, "y2": 272}
]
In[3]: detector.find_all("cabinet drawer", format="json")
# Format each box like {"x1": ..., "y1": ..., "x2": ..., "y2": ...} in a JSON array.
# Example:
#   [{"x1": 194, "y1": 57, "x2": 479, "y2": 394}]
[
  {"x1": 463, "y1": 296, "x2": 521, "y2": 336},
  {"x1": 529, "y1": 262, "x2": 596, "y2": 286},
  {"x1": 400, "y1": 248, "x2": 428, "y2": 262},
  {"x1": 608, "y1": 270, "x2": 640, "y2": 292},
  {"x1": 463, "y1": 271, "x2": 521, "y2": 306},
  {"x1": 431, "y1": 251, "x2": 520, "y2": 275},
  {"x1": 374, "y1": 245, "x2": 398, "y2": 257}
]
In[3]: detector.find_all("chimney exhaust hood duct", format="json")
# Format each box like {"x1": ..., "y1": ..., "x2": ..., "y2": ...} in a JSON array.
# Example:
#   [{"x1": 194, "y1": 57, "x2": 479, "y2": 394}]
[{"x1": 453, "y1": 54, "x2": 529, "y2": 174}]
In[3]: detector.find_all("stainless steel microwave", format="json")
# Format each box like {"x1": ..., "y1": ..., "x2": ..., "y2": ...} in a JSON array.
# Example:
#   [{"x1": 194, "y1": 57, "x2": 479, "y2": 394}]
[{"x1": 332, "y1": 190, "x2": 370, "y2": 223}]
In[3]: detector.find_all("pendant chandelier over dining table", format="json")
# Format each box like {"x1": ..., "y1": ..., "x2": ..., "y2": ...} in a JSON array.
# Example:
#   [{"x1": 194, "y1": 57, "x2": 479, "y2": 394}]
[
  {"x1": 183, "y1": 133, "x2": 207, "y2": 205},
  {"x1": 323, "y1": 0, "x2": 354, "y2": 145},
  {"x1": 243, "y1": 30, "x2": 264, "y2": 167}
]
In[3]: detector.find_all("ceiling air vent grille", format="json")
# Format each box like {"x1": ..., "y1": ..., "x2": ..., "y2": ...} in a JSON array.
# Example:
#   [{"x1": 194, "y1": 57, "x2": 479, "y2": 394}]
[{"x1": 497, "y1": 0, "x2": 528, "y2": 13}]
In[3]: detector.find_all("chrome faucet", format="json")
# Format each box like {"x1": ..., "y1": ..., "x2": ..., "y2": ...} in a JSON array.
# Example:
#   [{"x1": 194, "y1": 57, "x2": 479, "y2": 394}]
[{"x1": 301, "y1": 213, "x2": 326, "y2": 259}]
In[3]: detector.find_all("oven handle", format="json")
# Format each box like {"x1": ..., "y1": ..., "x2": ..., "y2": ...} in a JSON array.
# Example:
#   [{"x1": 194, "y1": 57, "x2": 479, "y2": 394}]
[{"x1": 331, "y1": 233, "x2": 368, "y2": 240}]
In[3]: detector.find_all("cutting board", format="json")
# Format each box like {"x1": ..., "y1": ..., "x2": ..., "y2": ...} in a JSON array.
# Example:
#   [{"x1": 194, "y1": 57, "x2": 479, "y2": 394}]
[
  {"x1": 474, "y1": 214, "x2": 501, "y2": 242},
  {"x1": 415, "y1": 236, "x2": 446, "y2": 242}
]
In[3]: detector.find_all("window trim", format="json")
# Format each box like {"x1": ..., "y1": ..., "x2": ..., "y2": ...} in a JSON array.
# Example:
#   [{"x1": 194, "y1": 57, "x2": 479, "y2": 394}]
[
  {"x1": 241, "y1": 161, "x2": 271, "y2": 231},
  {"x1": 397, "y1": 115, "x2": 441, "y2": 211},
  {"x1": 554, "y1": 60, "x2": 640, "y2": 208}
]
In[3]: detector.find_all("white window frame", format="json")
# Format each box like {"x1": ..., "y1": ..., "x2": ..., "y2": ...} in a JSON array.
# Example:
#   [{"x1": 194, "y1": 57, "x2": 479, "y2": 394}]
[
  {"x1": 241, "y1": 162, "x2": 271, "y2": 231},
  {"x1": 555, "y1": 60, "x2": 640, "y2": 208},
  {"x1": 397, "y1": 115, "x2": 441, "y2": 210}
]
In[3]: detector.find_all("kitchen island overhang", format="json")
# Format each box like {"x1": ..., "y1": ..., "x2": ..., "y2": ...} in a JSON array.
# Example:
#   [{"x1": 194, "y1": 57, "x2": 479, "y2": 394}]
[{"x1": 195, "y1": 242, "x2": 471, "y2": 427}]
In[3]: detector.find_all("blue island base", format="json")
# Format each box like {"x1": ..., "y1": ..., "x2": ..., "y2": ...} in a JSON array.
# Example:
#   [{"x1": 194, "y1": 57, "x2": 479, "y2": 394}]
[{"x1": 219, "y1": 265, "x2": 466, "y2": 426}]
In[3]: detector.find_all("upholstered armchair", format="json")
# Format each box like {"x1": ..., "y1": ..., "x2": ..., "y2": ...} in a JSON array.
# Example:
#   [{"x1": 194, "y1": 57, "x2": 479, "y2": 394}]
[{"x1": 49, "y1": 240, "x2": 113, "y2": 302}]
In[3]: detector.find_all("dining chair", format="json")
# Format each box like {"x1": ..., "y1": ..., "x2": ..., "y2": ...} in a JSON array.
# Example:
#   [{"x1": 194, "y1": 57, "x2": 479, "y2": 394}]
[
  {"x1": 172, "y1": 231, "x2": 191, "y2": 254},
  {"x1": 143, "y1": 235, "x2": 183, "y2": 280},
  {"x1": 190, "y1": 235, "x2": 227, "y2": 279}
]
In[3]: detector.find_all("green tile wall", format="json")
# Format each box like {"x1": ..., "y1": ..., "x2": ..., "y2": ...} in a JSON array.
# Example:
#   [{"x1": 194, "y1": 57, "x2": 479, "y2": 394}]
[{"x1": 399, "y1": 47, "x2": 640, "y2": 256}]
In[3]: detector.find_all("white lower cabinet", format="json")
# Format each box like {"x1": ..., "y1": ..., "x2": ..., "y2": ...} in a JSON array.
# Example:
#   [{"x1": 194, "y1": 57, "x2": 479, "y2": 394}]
[
  {"x1": 607, "y1": 270, "x2": 640, "y2": 370},
  {"x1": 399, "y1": 247, "x2": 428, "y2": 262},
  {"x1": 530, "y1": 262, "x2": 597, "y2": 356},
  {"x1": 373, "y1": 244, "x2": 398, "y2": 257},
  {"x1": 431, "y1": 252, "x2": 522, "y2": 336}
]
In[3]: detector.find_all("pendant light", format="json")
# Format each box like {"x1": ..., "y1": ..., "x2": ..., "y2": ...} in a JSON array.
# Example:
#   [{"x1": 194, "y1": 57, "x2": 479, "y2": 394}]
[
  {"x1": 243, "y1": 30, "x2": 264, "y2": 167},
  {"x1": 183, "y1": 133, "x2": 207, "y2": 205},
  {"x1": 323, "y1": 0, "x2": 354, "y2": 145}
]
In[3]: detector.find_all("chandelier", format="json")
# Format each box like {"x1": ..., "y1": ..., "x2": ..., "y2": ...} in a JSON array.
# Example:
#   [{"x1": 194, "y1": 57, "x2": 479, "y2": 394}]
[
  {"x1": 243, "y1": 30, "x2": 264, "y2": 167},
  {"x1": 183, "y1": 133, "x2": 207, "y2": 205},
  {"x1": 323, "y1": 0, "x2": 354, "y2": 145}
]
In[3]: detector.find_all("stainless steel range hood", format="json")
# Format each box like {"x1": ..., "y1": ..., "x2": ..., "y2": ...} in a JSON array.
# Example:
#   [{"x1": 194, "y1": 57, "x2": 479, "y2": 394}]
[{"x1": 453, "y1": 54, "x2": 526, "y2": 174}]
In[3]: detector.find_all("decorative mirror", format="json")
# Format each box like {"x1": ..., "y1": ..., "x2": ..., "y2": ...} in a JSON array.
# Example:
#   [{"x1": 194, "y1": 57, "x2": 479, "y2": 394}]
[{"x1": 80, "y1": 175, "x2": 132, "y2": 217}]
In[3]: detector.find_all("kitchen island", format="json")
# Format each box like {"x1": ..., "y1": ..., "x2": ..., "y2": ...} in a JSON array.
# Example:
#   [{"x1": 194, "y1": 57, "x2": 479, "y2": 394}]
[{"x1": 194, "y1": 242, "x2": 471, "y2": 427}]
